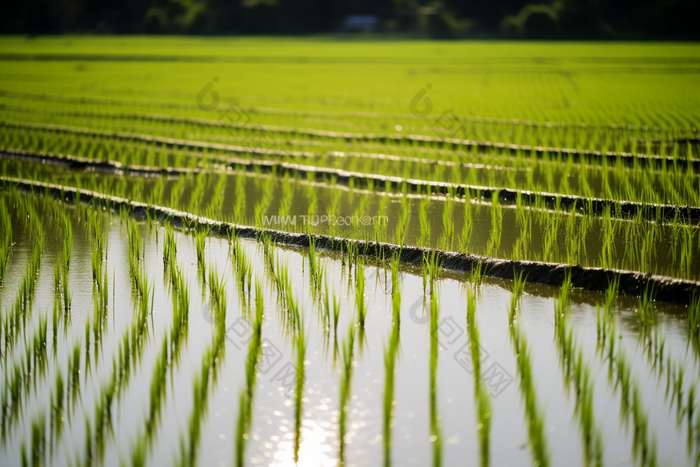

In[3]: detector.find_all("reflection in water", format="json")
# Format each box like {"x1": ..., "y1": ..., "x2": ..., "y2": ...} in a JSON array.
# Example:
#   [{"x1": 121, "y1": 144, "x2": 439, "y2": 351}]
[{"x1": 270, "y1": 419, "x2": 336, "y2": 467}]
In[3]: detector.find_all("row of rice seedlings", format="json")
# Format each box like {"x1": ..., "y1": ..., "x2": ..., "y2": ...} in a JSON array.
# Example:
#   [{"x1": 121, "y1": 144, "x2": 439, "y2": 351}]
[
  {"x1": 383, "y1": 253, "x2": 402, "y2": 466},
  {"x1": 110, "y1": 217, "x2": 156, "y2": 404},
  {"x1": 595, "y1": 280, "x2": 659, "y2": 465},
  {"x1": 231, "y1": 236, "x2": 253, "y2": 307},
  {"x1": 194, "y1": 226, "x2": 210, "y2": 282},
  {"x1": 459, "y1": 198, "x2": 474, "y2": 253},
  {"x1": 132, "y1": 255, "x2": 191, "y2": 465},
  {"x1": 85, "y1": 208, "x2": 110, "y2": 366},
  {"x1": 485, "y1": 192, "x2": 503, "y2": 258},
  {"x1": 127, "y1": 218, "x2": 148, "y2": 299},
  {"x1": 7, "y1": 121, "x2": 700, "y2": 221},
  {"x1": 8, "y1": 105, "x2": 696, "y2": 167},
  {"x1": 203, "y1": 172, "x2": 227, "y2": 219},
  {"x1": 10, "y1": 117, "x2": 699, "y2": 208},
  {"x1": 0, "y1": 314, "x2": 48, "y2": 440},
  {"x1": 595, "y1": 276, "x2": 619, "y2": 366},
  {"x1": 636, "y1": 286, "x2": 665, "y2": 373},
  {"x1": 424, "y1": 251, "x2": 443, "y2": 298},
  {"x1": 235, "y1": 281, "x2": 264, "y2": 467},
  {"x1": 253, "y1": 178, "x2": 274, "y2": 229},
  {"x1": 57, "y1": 203, "x2": 73, "y2": 320},
  {"x1": 355, "y1": 258, "x2": 367, "y2": 327},
  {"x1": 374, "y1": 183, "x2": 390, "y2": 245},
  {"x1": 418, "y1": 195, "x2": 431, "y2": 247},
  {"x1": 429, "y1": 289, "x2": 443, "y2": 467},
  {"x1": 19, "y1": 411, "x2": 46, "y2": 467},
  {"x1": 308, "y1": 238, "x2": 326, "y2": 302},
  {"x1": 13, "y1": 154, "x2": 700, "y2": 281},
  {"x1": 338, "y1": 320, "x2": 357, "y2": 466},
  {"x1": 9, "y1": 159, "x2": 700, "y2": 290},
  {"x1": 2, "y1": 195, "x2": 44, "y2": 355},
  {"x1": 508, "y1": 274, "x2": 549, "y2": 467},
  {"x1": 80, "y1": 364, "x2": 118, "y2": 465},
  {"x1": 394, "y1": 191, "x2": 411, "y2": 246},
  {"x1": 175, "y1": 261, "x2": 227, "y2": 467},
  {"x1": 162, "y1": 223, "x2": 177, "y2": 270},
  {"x1": 293, "y1": 319, "x2": 307, "y2": 463},
  {"x1": 630, "y1": 383, "x2": 658, "y2": 466},
  {"x1": 0, "y1": 196, "x2": 11, "y2": 285},
  {"x1": 553, "y1": 275, "x2": 604, "y2": 465},
  {"x1": 466, "y1": 289, "x2": 491, "y2": 467}
]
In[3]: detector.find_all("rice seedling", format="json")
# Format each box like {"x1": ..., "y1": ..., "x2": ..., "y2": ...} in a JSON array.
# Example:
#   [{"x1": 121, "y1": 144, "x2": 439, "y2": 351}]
[
  {"x1": 355, "y1": 258, "x2": 367, "y2": 327},
  {"x1": 429, "y1": 290, "x2": 442, "y2": 467},
  {"x1": 235, "y1": 280, "x2": 264, "y2": 467},
  {"x1": 194, "y1": 226, "x2": 210, "y2": 279},
  {"x1": 293, "y1": 322, "x2": 307, "y2": 464},
  {"x1": 339, "y1": 322, "x2": 357, "y2": 466},
  {"x1": 418, "y1": 196, "x2": 431, "y2": 247},
  {"x1": 383, "y1": 255, "x2": 402, "y2": 466},
  {"x1": 466, "y1": 288, "x2": 492, "y2": 467},
  {"x1": 506, "y1": 273, "x2": 549, "y2": 467},
  {"x1": 486, "y1": 192, "x2": 502, "y2": 258},
  {"x1": 0, "y1": 197, "x2": 11, "y2": 285},
  {"x1": 509, "y1": 271, "x2": 526, "y2": 325}
]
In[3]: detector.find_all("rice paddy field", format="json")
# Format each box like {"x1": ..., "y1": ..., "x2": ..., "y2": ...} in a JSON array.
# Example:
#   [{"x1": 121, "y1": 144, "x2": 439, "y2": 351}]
[{"x1": 1, "y1": 36, "x2": 700, "y2": 466}]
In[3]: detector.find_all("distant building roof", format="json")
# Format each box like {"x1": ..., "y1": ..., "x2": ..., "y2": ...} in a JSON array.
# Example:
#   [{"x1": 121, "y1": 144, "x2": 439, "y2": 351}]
[{"x1": 340, "y1": 15, "x2": 379, "y2": 32}]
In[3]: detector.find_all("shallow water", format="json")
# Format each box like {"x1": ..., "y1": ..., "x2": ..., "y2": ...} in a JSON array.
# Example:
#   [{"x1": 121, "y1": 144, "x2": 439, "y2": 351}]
[{"x1": 0, "y1": 193, "x2": 698, "y2": 466}]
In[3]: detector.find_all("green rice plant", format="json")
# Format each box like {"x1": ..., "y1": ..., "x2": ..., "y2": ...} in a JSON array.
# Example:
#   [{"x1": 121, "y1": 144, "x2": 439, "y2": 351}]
[
  {"x1": 476, "y1": 381, "x2": 491, "y2": 467},
  {"x1": 207, "y1": 265, "x2": 227, "y2": 313},
  {"x1": 355, "y1": 259, "x2": 367, "y2": 327},
  {"x1": 439, "y1": 198, "x2": 454, "y2": 251},
  {"x1": 509, "y1": 271, "x2": 526, "y2": 325},
  {"x1": 235, "y1": 281, "x2": 264, "y2": 467},
  {"x1": 418, "y1": 196, "x2": 431, "y2": 247},
  {"x1": 233, "y1": 175, "x2": 247, "y2": 224},
  {"x1": 308, "y1": 238, "x2": 326, "y2": 300},
  {"x1": 630, "y1": 383, "x2": 656, "y2": 466},
  {"x1": 508, "y1": 278, "x2": 549, "y2": 467},
  {"x1": 232, "y1": 236, "x2": 254, "y2": 304},
  {"x1": 194, "y1": 226, "x2": 210, "y2": 279},
  {"x1": 294, "y1": 322, "x2": 307, "y2": 464},
  {"x1": 28, "y1": 412, "x2": 46, "y2": 467},
  {"x1": 383, "y1": 257, "x2": 401, "y2": 466},
  {"x1": 459, "y1": 199, "x2": 473, "y2": 252},
  {"x1": 426, "y1": 251, "x2": 443, "y2": 297},
  {"x1": 332, "y1": 289, "x2": 341, "y2": 337},
  {"x1": 339, "y1": 322, "x2": 357, "y2": 466},
  {"x1": 50, "y1": 369, "x2": 65, "y2": 444},
  {"x1": 466, "y1": 289, "x2": 481, "y2": 380},
  {"x1": 170, "y1": 264, "x2": 190, "y2": 364},
  {"x1": 466, "y1": 288, "x2": 491, "y2": 467},
  {"x1": 429, "y1": 291, "x2": 442, "y2": 467},
  {"x1": 162, "y1": 223, "x2": 177, "y2": 269},
  {"x1": 637, "y1": 285, "x2": 657, "y2": 358},
  {"x1": 513, "y1": 328, "x2": 549, "y2": 467},
  {"x1": 395, "y1": 193, "x2": 410, "y2": 246},
  {"x1": 485, "y1": 192, "x2": 502, "y2": 258},
  {"x1": 204, "y1": 172, "x2": 227, "y2": 218},
  {"x1": 0, "y1": 197, "x2": 11, "y2": 285},
  {"x1": 470, "y1": 260, "x2": 486, "y2": 288}
]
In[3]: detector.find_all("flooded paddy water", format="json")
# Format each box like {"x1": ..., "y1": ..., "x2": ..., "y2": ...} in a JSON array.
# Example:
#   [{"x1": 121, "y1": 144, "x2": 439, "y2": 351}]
[{"x1": 0, "y1": 190, "x2": 697, "y2": 466}]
